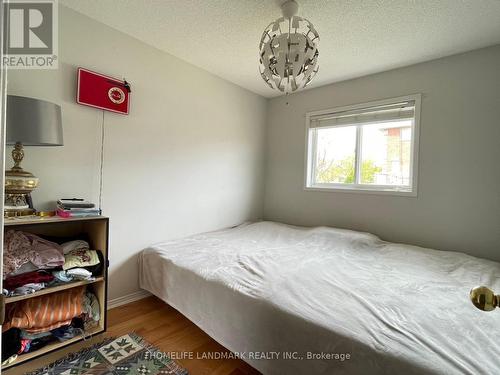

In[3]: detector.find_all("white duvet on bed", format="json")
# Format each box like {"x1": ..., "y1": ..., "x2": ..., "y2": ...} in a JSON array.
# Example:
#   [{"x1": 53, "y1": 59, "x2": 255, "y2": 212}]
[{"x1": 139, "y1": 221, "x2": 500, "y2": 375}]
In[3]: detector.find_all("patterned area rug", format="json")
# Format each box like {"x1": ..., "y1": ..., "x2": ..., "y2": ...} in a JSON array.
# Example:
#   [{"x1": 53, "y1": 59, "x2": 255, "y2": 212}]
[{"x1": 28, "y1": 333, "x2": 189, "y2": 375}]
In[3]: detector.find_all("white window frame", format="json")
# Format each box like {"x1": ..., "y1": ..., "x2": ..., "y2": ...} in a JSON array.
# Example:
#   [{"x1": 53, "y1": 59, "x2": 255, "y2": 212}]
[{"x1": 304, "y1": 94, "x2": 421, "y2": 197}]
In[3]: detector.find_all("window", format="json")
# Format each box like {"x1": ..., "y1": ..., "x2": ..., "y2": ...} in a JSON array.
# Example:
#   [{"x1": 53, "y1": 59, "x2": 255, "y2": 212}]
[{"x1": 305, "y1": 95, "x2": 420, "y2": 195}]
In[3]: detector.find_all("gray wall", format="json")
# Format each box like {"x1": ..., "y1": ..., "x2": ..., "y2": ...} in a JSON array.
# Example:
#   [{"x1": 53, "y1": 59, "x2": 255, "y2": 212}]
[
  {"x1": 264, "y1": 45, "x2": 500, "y2": 261},
  {"x1": 6, "y1": 6, "x2": 267, "y2": 300},
  {"x1": 6, "y1": 5, "x2": 500, "y2": 302}
]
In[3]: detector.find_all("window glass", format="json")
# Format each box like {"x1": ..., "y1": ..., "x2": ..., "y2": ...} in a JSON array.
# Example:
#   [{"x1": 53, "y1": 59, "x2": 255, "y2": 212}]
[
  {"x1": 306, "y1": 96, "x2": 419, "y2": 195},
  {"x1": 360, "y1": 120, "x2": 412, "y2": 186}
]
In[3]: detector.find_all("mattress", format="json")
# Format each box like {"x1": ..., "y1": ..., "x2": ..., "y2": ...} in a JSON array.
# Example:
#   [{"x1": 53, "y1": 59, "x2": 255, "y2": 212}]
[{"x1": 139, "y1": 221, "x2": 500, "y2": 375}]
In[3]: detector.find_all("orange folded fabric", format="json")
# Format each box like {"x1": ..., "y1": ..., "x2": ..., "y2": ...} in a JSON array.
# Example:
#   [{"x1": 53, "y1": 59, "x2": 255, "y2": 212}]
[{"x1": 3, "y1": 286, "x2": 85, "y2": 334}]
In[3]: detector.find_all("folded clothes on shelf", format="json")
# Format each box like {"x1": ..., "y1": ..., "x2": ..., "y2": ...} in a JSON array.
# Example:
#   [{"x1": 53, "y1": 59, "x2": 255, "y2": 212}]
[
  {"x1": 60, "y1": 240, "x2": 104, "y2": 276},
  {"x1": 26, "y1": 232, "x2": 65, "y2": 270},
  {"x1": 27, "y1": 335, "x2": 54, "y2": 352},
  {"x1": 2, "y1": 328, "x2": 20, "y2": 362},
  {"x1": 53, "y1": 268, "x2": 94, "y2": 282},
  {"x1": 63, "y1": 249, "x2": 100, "y2": 270},
  {"x1": 8, "y1": 262, "x2": 38, "y2": 276},
  {"x1": 82, "y1": 291, "x2": 100, "y2": 327},
  {"x1": 2, "y1": 232, "x2": 103, "y2": 297},
  {"x1": 51, "y1": 325, "x2": 84, "y2": 342},
  {"x1": 2, "y1": 253, "x2": 103, "y2": 298},
  {"x1": 5, "y1": 283, "x2": 46, "y2": 297},
  {"x1": 67, "y1": 268, "x2": 94, "y2": 280},
  {"x1": 19, "y1": 330, "x2": 52, "y2": 340},
  {"x1": 3, "y1": 270, "x2": 54, "y2": 297},
  {"x1": 3, "y1": 230, "x2": 64, "y2": 278},
  {"x1": 19, "y1": 338, "x2": 31, "y2": 353},
  {"x1": 51, "y1": 270, "x2": 72, "y2": 283},
  {"x1": 1, "y1": 289, "x2": 101, "y2": 361},
  {"x1": 3, "y1": 286, "x2": 86, "y2": 334},
  {"x1": 4, "y1": 270, "x2": 54, "y2": 290},
  {"x1": 84, "y1": 250, "x2": 104, "y2": 276},
  {"x1": 61, "y1": 239, "x2": 89, "y2": 254}
]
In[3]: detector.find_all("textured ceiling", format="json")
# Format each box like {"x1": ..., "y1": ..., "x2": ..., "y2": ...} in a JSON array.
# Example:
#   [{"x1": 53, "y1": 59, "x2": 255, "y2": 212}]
[{"x1": 60, "y1": 0, "x2": 500, "y2": 98}]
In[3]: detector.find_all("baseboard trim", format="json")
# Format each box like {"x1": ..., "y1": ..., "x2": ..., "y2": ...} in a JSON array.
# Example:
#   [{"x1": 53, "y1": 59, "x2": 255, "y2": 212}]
[{"x1": 107, "y1": 289, "x2": 151, "y2": 310}]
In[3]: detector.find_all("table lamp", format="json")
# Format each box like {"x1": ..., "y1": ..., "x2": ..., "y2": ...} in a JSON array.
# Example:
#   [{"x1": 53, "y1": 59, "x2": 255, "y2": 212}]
[{"x1": 4, "y1": 95, "x2": 63, "y2": 217}]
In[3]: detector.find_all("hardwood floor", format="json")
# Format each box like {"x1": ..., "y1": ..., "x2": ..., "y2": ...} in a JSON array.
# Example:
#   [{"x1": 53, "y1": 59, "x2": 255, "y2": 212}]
[
  {"x1": 5, "y1": 296, "x2": 261, "y2": 375},
  {"x1": 107, "y1": 296, "x2": 260, "y2": 375}
]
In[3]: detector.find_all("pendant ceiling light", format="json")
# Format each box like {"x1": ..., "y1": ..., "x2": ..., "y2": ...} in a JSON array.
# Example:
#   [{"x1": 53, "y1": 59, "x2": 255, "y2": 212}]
[{"x1": 259, "y1": 0, "x2": 319, "y2": 94}]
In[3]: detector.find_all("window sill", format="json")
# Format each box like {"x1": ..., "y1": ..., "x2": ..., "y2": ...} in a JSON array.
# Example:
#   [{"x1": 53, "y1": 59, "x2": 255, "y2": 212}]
[{"x1": 304, "y1": 184, "x2": 417, "y2": 197}]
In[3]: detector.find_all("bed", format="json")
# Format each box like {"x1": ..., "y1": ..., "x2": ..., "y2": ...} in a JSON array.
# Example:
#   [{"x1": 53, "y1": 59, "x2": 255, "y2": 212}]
[{"x1": 139, "y1": 221, "x2": 500, "y2": 374}]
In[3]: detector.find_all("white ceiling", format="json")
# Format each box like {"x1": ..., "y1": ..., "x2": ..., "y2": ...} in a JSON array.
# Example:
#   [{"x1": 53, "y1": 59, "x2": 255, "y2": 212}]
[{"x1": 60, "y1": 0, "x2": 500, "y2": 98}]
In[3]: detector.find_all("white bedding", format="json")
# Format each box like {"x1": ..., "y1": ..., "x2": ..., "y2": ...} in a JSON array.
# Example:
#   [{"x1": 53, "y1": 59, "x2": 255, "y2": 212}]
[{"x1": 139, "y1": 221, "x2": 500, "y2": 375}]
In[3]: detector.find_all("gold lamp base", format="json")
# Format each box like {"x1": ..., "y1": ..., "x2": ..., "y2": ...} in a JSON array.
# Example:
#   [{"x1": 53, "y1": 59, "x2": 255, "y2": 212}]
[
  {"x1": 4, "y1": 207, "x2": 36, "y2": 217},
  {"x1": 4, "y1": 142, "x2": 39, "y2": 217}
]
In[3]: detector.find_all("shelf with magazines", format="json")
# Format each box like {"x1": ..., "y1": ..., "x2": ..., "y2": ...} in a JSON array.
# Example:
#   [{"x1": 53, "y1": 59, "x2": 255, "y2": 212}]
[{"x1": 2, "y1": 217, "x2": 109, "y2": 370}]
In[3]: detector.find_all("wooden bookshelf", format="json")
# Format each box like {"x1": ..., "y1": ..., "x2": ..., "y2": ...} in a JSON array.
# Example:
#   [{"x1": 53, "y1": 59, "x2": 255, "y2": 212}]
[
  {"x1": 4, "y1": 326, "x2": 104, "y2": 368},
  {"x1": 4, "y1": 215, "x2": 105, "y2": 226},
  {"x1": 2, "y1": 216, "x2": 109, "y2": 370},
  {"x1": 6, "y1": 277, "x2": 105, "y2": 304}
]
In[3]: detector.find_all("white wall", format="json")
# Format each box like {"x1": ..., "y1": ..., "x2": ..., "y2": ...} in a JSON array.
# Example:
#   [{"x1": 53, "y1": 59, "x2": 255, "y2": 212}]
[
  {"x1": 7, "y1": 6, "x2": 500, "y2": 301},
  {"x1": 264, "y1": 45, "x2": 500, "y2": 261},
  {"x1": 6, "y1": 6, "x2": 267, "y2": 299}
]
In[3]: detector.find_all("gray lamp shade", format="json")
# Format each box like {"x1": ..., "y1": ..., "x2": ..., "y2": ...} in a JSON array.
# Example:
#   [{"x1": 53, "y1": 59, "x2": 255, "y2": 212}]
[{"x1": 6, "y1": 95, "x2": 63, "y2": 146}]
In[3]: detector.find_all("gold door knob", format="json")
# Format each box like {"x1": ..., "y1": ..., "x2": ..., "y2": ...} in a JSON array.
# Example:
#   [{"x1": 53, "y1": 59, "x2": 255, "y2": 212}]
[{"x1": 470, "y1": 286, "x2": 499, "y2": 311}]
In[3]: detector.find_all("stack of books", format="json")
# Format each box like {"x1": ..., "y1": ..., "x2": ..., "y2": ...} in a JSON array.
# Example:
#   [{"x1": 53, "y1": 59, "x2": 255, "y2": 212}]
[{"x1": 56, "y1": 199, "x2": 101, "y2": 218}]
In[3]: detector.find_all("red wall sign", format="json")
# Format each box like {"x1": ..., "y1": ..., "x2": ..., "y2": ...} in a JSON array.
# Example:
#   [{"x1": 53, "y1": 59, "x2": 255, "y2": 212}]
[{"x1": 77, "y1": 68, "x2": 130, "y2": 115}]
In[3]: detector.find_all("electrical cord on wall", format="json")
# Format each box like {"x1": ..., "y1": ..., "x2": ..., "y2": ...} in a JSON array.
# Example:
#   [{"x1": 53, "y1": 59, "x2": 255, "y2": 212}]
[{"x1": 98, "y1": 110, "x2": 105, "y2": 215}]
